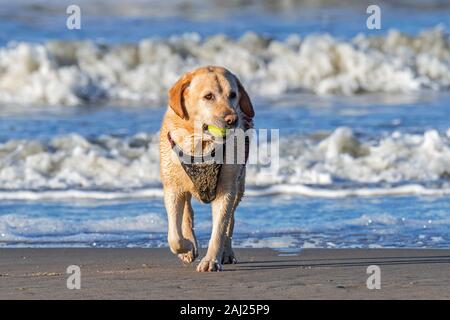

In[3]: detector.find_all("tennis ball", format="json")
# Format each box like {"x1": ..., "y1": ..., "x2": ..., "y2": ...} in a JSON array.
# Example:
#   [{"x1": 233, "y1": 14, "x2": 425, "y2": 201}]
[{"x1": 207, "y1": 125, "x2": 227, "y2": 137}]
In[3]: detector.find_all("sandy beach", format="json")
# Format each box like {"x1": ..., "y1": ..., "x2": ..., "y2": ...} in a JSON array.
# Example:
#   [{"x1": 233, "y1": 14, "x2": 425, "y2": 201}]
[{"x1": 1, "y1": 248, "x2": 449, "y2": 299}]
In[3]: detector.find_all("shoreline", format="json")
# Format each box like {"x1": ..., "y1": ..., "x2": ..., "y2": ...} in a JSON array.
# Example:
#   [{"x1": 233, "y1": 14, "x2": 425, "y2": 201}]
[{"x1": 1, "y1": 248, "x2": 449, "y2": 299}]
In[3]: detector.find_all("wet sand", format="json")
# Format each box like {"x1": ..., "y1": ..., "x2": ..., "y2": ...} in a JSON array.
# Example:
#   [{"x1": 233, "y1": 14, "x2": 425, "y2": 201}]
[{"x1": 0, "y1": 248, "x2": 449, "y2": 299}]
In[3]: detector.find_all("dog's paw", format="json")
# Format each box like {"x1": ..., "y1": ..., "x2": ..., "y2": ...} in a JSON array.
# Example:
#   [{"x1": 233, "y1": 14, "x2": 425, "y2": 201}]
[
  {"x1": 221, "y1": 251, "x2": 238, "y2": 265},
  {"x1": 178, "y1": 248, "x2": 198, "y2": 264},
  {"x1": 196, "y1": 258, "x2": 223, "y2": 272}
]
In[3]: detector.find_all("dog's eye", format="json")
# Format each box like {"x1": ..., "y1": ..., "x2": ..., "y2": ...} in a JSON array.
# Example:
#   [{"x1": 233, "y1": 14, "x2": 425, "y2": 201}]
[
  {"x1": 229, "y1": 91, "x2": 237, "y2": 99},
  {"x1": 204, "y1": 93, "x2": 214, "y2": 101}
]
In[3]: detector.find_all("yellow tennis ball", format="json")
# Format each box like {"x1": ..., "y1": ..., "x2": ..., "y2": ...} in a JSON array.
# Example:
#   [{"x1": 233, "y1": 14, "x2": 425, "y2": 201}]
[{"x1": 207, "y1": 125, "x2": 227, "y2": 137}]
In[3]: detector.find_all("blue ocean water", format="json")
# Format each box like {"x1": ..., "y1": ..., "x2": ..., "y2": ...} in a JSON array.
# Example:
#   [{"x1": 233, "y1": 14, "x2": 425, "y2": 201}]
[{"x1": 0, "y1": 0, "x2": 449, "y2": 248}]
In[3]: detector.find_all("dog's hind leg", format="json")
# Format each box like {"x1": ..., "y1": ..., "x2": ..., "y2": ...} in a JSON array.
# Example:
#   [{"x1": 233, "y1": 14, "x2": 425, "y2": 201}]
[
  {"x1": 178, "y1": 193, "x2": 199, "y2": 264},
  {"x1": 164, "y1": 190, "x2": 194, "y2": 257}
]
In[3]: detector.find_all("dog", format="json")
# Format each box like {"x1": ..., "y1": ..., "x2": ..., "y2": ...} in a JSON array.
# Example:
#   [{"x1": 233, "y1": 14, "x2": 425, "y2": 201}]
[{"x1": 159, "y1": 66, "x2": 255, "y2": 272}]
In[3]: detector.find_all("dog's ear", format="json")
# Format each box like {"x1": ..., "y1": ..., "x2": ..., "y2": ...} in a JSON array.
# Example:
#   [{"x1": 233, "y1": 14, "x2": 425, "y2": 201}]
[
  {"x1": 168, "y1": 72, "x2": 193, "y2": 119},
  {"x1": 237, "y1": 78, "x2": 255, "y2": 118}
]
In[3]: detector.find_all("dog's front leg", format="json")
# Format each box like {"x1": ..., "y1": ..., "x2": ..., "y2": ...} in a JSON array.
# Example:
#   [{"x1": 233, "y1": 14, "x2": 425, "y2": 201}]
[
  {"x1": 196, "y1": 192, "x2": 236, "y2": 272},
  {"x1": 222, "y1": 171, "x2": 245, "y2": 264},
  {"x1": 164, "y1": 190, "x2": 194, "y2": 257},
  {"x1": 222, "y1": 214, "x2": 237, "y2": 264}
]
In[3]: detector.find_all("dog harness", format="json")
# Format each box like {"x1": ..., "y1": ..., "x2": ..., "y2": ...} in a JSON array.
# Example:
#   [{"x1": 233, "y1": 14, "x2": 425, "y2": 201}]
[
  {"x1": 168, "y1": 117, "x2": 253, "y2": 204},
  {"x1": 168, "y1": 132, "x2": 224, "y2": 203}
]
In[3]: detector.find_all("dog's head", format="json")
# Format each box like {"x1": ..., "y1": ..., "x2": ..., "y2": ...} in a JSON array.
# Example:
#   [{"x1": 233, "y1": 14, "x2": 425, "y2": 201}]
[{"x1": 168, "y1": 66, "x2": 254, "y2": 131}]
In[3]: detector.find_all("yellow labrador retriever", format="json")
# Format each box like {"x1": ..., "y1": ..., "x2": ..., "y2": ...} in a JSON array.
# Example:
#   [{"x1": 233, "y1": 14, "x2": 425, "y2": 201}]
[{"x1": 159, "y1": 66, "x2": 254, "y2": 272}]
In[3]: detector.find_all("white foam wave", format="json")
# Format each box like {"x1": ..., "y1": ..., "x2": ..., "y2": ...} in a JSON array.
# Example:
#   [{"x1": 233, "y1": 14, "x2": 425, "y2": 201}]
[
  {"x1": 245, "y1": 184, "x2": 450, "y2": 198},
  {"x1": 0, "y1": 213, "x2": 166, "y2": 236},
  {"x1": 247, "y1": 127, "x2": 450, "y2": 187},
  {"x1": 0, "y1": 27, "x2": 449, "y2": 105},
  {"x1": 0, "y1": 184, "x2": 448, "y2": 201},
  {"x1": 0, "y1": 127, "x2": 449, "y2": 198},
  {"x1": 0, "y1": 212, "x2": 167, "y2": 246},
  {"x1": 0, "y1": 132, "x2": 161, "y2": 190},
  {"x1": 0, "y1": 189, "x2": 163, "y2": 200},
  {"x1": 238, "y1": 235, "x2": 298, "y2": 249}
]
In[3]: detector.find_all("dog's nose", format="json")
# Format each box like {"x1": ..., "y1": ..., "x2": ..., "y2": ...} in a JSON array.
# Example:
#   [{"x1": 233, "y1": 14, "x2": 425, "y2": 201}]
[{"x1": 224, "y1": 113, "x2": 237, "y2": 125}]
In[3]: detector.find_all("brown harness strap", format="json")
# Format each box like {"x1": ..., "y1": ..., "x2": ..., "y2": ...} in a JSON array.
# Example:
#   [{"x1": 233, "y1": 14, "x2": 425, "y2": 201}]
[{"x1": 168, "y1": 132, "x2": 223, "y2": 203}]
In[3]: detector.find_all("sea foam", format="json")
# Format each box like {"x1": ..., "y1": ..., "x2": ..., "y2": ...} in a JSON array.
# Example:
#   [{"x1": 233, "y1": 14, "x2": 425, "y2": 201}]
[
  {"x1": 0, "y1": 127, "x2": 449, "y2": 198},
  {"x1": 0, "y1": 27, "x2": 449, "y2": 106}
]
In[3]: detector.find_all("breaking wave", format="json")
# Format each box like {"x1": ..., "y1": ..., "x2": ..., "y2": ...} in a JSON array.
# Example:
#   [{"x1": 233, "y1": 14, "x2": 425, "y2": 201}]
[
  {"x1": 0, "y1": 27, "x2": 449, "y2": 106},
  {"x1": 0, "y1": 127, "x2": 449, "y2": 199}
]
